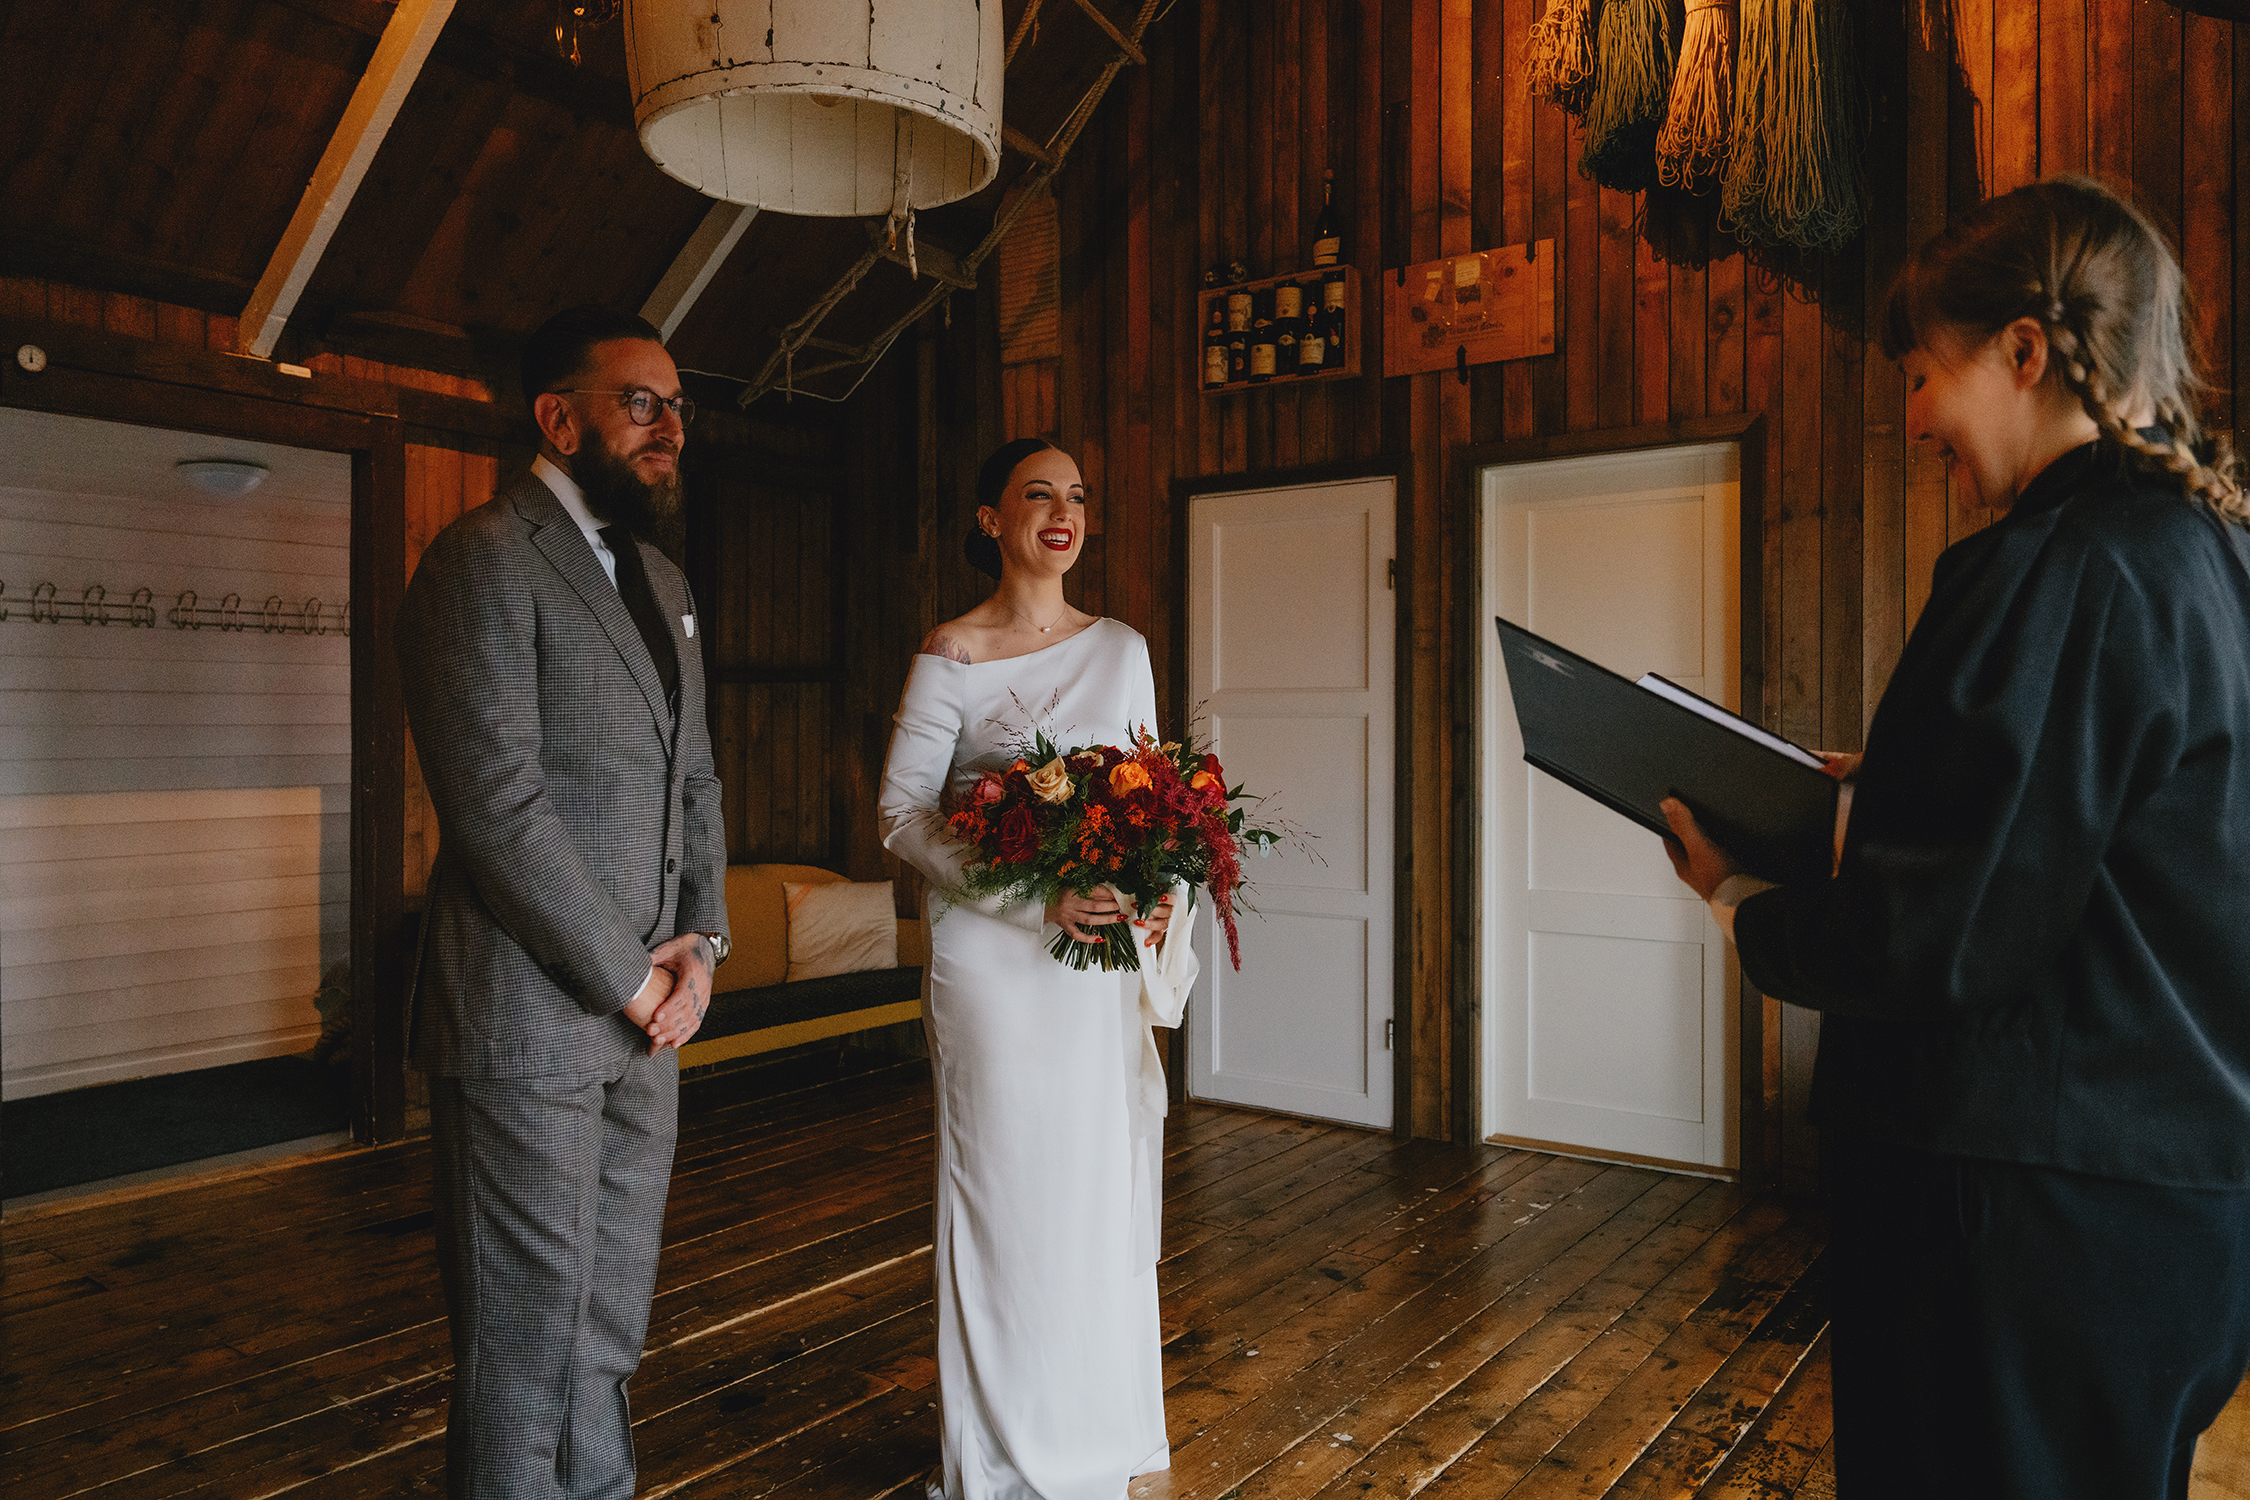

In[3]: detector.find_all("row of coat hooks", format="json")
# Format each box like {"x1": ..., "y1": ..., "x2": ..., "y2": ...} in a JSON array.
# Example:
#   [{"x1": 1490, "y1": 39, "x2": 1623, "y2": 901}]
[{"x1": 0, "y1": 580, "x2": 351, "y2": 635}]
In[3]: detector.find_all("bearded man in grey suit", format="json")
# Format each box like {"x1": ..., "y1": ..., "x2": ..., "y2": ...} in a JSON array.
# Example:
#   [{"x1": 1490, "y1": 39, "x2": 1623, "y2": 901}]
[{"x1": 397, "y1": 305, "x2": 731, "y2": 1499}]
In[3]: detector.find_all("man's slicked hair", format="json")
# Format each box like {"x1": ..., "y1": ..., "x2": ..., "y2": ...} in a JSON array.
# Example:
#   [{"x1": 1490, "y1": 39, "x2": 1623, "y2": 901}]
[{"x1": 521, "y1": 305, "x2": 664, "y2": 408}]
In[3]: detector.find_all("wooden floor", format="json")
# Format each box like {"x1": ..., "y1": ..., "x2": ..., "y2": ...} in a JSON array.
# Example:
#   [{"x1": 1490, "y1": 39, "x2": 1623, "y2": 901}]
[{"x1": 1, "y1": 1055, "x2": 2242, "y2": 1499}]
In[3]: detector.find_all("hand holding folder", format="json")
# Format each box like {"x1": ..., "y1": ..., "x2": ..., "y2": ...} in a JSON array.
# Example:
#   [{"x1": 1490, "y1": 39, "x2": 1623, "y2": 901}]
[{"x1": 1494, "y1": 618, "x2": 1840, "y2": 886}]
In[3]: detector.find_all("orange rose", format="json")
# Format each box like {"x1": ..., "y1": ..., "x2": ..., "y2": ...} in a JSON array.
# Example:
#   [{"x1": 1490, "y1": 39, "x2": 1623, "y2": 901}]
[
  {"x1": 1109, "y1": 760, "x2": 1152, "y2": 796},
  {"x1": 1189, "y1": 769, "x2": 1222, "y2": 794}
]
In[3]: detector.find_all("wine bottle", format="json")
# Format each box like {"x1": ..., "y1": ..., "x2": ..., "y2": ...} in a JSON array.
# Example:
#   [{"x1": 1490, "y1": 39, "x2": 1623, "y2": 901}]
[
  {"x1": 1298, "y1": 290, "x2": 1327, "y2": 373},
  {"x1": 1202, "y1": 297, "x2": 1230, "y2": 389},
  {"x1": 1320, "y1": 270, "x2": 1348, "y2": 371},
  {"x1": 1312, "y1": 169, "x2": 1343, "y2": 268},
  {"x1": 1273, "y1": 280, "x2": 1302, "y2": 377},
  {"x1": 1248, "y1": 288, "x2": 1277, "y2": 383},
  {"x1": 1225, "y1": 286, "x2": 1254, "y2": 336}
]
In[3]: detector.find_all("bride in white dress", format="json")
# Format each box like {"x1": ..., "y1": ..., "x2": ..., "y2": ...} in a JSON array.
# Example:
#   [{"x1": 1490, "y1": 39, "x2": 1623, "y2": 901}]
[{"x1": 878, "y1": 438, "x2": 1197, "y2": 1500}]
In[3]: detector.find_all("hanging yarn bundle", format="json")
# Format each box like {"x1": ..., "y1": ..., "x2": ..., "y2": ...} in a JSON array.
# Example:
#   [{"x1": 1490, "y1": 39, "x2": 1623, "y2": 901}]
[
  {"x1": 1578, "y1": 0, "x2": 1676, "y2": 193},
  {"x1": 1719, "y1": 0, "x2": 1864, "y2": 252},
  {"x1": 1655, "y1": 0, "x2": 1736, "y2": 194},
  {"x1": 1527, "y1": 0, "x2": 1600, "y2": 119}
]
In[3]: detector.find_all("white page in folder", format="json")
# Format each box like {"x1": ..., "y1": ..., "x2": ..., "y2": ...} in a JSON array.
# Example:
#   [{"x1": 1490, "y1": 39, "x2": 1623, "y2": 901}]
[{"x1": 1634, "y1": 673, "x2": 1827, "y2": 769}]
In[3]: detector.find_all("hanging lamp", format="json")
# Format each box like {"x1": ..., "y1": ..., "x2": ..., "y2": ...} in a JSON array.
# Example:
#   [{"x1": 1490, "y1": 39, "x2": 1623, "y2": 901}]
[{"x1": 624, "y1": 0, "x2": 1005, "y2": 217}]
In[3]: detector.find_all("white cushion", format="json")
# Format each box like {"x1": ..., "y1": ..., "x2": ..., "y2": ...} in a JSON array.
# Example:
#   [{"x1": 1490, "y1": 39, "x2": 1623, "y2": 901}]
[{"x1": 783, "y1": 879, "x2": 899, "y2": 982}]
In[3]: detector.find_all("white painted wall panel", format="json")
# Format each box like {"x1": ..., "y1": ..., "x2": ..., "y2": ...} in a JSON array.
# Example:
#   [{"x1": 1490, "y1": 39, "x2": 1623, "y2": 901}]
[{"x1": 0, "y1": 410, "x2": 349, "y2": 1099}]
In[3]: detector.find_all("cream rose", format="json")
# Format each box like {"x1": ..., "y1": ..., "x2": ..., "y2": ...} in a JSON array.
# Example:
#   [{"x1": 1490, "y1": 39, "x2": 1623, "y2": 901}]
[{"x1": 1026, "y1": 756, "x2": 1073, "y2": 804}]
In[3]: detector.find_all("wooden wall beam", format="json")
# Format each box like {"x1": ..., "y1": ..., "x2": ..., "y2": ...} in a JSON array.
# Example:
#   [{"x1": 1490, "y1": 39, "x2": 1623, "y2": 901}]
[{"x1": 0, "y1": 313, "x2": 515, "y2": 447}]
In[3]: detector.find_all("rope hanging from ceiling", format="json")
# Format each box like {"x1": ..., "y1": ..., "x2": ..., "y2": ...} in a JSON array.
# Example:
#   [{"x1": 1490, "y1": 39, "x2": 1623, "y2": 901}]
[
  {"x1": 1526, "y1": 0, "x2": 1600, "y2": 120},
  {"x1": 1719, "y1": 0, "x2": 1864, "y2": 252},
  {"x1": 1655, "y1": 0, "x2": 1736, "y2": 195},
  {"x1": 1579, "y1": 0, "x2": 1676, "y2": 194}
]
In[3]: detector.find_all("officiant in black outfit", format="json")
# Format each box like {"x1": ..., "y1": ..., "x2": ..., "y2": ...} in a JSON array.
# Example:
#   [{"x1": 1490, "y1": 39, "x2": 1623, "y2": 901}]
[{"x1": 1662, "y1": 177, "x2": 2250, "y2": 1499}]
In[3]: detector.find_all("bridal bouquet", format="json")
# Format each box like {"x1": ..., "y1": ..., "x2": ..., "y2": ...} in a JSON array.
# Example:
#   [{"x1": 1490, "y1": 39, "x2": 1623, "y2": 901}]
[{"x1": 944, "y1": 727, "x2": 1290, "y2": 973}]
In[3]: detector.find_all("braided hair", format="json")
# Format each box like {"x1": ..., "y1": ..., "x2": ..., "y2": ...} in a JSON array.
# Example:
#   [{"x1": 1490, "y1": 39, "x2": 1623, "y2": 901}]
[{"x1": 1879, "y1": 176, "x2": 2244, "y2": 521}]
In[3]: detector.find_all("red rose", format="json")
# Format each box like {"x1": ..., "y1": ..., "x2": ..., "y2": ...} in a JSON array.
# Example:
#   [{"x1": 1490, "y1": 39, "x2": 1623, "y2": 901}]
[{"x1": 996, "y1": 803, "x2": 1042, "y2": 864}]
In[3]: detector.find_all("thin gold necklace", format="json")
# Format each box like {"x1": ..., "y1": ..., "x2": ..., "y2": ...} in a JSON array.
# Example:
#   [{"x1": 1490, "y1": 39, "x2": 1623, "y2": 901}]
[{"x1": 1012, "y1": 599, "x2": 1070, "y2": 634}]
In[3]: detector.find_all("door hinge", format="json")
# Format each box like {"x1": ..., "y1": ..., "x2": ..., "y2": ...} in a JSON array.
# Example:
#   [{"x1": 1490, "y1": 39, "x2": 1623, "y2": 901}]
[
  {"x1": 1386, "y1": 557, "x2": 1397, "y2": 590},
  {"x1": 1384, "y1": 1018, "x2": 1394, "y2": 1050}
]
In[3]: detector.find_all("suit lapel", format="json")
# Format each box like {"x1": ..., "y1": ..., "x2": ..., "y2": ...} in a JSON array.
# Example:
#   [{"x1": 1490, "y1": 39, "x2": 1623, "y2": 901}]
[{"x1": 515, "y1": 479, "x2": 676, "y2": 732}]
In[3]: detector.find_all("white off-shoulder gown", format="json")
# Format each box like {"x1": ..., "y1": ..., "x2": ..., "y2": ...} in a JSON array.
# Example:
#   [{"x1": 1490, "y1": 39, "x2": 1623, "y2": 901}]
[{"x1": 878, "y1": 618, "x2": 1196, "y2": 1500}]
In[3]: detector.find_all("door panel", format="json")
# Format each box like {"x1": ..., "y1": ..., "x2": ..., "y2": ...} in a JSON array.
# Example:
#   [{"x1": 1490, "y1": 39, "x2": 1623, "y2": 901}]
[
  {"x1": 1481, "y1": 444, "x2": 1740, "y2": 1169},
  {"x1": 1187, "y1": 478, "x2": 1395, "y2": 1129}
]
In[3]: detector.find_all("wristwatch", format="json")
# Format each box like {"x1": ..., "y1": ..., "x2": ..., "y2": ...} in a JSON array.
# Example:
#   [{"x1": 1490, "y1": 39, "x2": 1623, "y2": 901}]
[{"x1": 699, "y1": 930, "x2": 730, "y2": 967}]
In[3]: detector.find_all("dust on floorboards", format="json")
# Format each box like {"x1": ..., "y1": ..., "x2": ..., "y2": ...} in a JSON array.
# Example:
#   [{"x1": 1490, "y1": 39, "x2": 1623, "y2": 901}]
[{"x1": 3, "y1": 1057, "x2": 2243, "y2": 1499}]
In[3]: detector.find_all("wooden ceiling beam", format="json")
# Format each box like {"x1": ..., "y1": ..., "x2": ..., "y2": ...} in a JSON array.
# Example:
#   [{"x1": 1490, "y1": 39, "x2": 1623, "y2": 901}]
[
  {"x1": 642, "y1": 203, "x2": 758, "y2": 342},
  {"x1": 236, "y1": 0, "x2": 457, "y2": 359}
]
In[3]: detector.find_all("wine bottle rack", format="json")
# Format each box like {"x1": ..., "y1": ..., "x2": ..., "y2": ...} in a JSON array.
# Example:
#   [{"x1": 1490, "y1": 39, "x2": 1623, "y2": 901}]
[{"x1": 1195, "y1": 265, "x2": 1362, "y2": 394}]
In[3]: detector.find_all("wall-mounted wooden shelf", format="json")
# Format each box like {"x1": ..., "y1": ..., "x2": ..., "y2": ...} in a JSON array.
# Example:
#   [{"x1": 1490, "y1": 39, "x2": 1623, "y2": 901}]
[{"x1": 1195, "y1": 265, "x2": 1362, "y2": 393}]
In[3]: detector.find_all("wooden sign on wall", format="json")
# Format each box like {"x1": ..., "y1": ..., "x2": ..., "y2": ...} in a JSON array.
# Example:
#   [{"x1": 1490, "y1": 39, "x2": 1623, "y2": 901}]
[{"x1": 1382, "y1": 240, "x2": 1555, "y2": 378}]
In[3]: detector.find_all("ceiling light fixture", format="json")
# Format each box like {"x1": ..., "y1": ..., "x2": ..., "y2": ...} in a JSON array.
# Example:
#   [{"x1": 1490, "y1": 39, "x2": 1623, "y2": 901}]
[
  {"x1": 625, "y1": 0, "x2": 1003, "y2": 218},
  {"x1": 176, "y1": 459, "x2": 270, "y2": 497}
]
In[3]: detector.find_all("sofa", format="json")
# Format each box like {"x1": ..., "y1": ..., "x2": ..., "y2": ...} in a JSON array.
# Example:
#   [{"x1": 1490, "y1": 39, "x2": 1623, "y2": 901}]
[{"x1": 676, "y1": 863, "x2": 927, "y2": 1070}]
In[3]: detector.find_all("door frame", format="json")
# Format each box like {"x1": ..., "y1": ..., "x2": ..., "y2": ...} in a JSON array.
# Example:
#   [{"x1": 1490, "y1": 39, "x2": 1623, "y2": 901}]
[
  {"x1": 1452, "y1": 414, "x2": 1775, "y2": 1183},
  {"x1": 1170, "y1": 457, "x2": 1414, "y2": 1138},
  {"x1": 0, "y1": 314, "x2": 451, "y2": 1146}
]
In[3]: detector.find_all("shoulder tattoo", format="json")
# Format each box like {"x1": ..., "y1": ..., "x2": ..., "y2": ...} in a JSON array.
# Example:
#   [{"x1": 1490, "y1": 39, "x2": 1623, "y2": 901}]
[{"x1": 922, "y1": 630, "x2": 972, "y2": 664}]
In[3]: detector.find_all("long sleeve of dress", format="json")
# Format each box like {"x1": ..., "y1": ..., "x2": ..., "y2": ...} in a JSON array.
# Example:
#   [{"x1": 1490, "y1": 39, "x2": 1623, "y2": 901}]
[{"x1": 877, "y1": 654, "x2": 1047, "y2": 934}]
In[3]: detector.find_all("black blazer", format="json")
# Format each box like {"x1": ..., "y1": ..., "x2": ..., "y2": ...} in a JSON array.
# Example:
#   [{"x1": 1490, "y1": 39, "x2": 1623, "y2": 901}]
[{"x1": 1734, "y1": 442, "x2": 2250, "y2": 1188}]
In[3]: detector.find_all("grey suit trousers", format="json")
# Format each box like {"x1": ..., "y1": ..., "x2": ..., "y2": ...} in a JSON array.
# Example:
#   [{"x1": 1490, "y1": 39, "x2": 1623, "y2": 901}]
[{"x1": 429, "y1": 1050, "x2": 678, "y2": 1500}]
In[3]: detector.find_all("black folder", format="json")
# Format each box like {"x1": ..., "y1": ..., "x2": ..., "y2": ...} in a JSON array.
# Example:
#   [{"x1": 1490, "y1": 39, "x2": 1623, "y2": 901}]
[{"x1": 1494, "y1": 617, "x2": 1839, "y2": 885}]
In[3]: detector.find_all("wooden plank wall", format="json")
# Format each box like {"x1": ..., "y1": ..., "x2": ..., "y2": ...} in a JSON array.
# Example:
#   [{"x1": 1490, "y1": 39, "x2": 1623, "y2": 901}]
[{"x1": 1016, "y1": 0, "x2": 2247, "y2": 1142}]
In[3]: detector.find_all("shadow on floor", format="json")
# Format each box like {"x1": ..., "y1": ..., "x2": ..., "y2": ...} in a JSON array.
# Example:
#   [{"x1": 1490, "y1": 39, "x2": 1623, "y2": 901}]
[{"x1": 2, "y1": 1054, "x2": 350, "y2": 1197}]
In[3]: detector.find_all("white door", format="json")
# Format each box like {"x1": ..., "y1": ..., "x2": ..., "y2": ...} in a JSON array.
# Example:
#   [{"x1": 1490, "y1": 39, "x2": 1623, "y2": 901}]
[
  {"x1": 1480, "y1": 444, "x2": 1740, "y2": 1170},
  {"x1": 1185, "y1": 478, "x2": 1395, "y2": 1129}
]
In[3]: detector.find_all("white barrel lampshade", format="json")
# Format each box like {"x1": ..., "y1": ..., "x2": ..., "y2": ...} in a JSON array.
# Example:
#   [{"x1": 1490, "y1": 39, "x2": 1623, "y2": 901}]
[{"x1": 625, "y1": 0, "x2": 1005, "y2": 216}]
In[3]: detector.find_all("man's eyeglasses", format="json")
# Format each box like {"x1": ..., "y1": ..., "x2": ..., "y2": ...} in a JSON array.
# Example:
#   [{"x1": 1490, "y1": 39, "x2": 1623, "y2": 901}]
[{"x1": 551, "y1": 387, "x2": 696, "y2": 428}]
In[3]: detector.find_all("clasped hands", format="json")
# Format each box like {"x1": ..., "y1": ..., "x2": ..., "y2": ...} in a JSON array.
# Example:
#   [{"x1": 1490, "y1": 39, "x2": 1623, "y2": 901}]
[
  {"x1": 622, "y1": 933, "x2": 716, "y2": 1055},
  {"x1": 1047, "y1": 886, "x2": 1176, "y2": 949}
]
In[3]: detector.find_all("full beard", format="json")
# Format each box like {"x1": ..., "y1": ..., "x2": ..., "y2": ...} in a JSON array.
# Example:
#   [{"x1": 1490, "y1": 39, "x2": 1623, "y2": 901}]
[{"x1": 574, "y1": 432, "x2": 686, "y2": 554}]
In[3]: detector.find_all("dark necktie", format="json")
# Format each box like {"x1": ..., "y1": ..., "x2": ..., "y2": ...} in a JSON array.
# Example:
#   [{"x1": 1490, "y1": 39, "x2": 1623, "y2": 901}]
[{"x1": 599, "y1": 525, "x2": 679, "y2": 704}]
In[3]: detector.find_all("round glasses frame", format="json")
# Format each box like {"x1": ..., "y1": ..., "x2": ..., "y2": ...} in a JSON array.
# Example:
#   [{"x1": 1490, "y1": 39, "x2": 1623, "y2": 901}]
[{"x1": 551, "y1": 387, "x2": 696, "y2": 428}]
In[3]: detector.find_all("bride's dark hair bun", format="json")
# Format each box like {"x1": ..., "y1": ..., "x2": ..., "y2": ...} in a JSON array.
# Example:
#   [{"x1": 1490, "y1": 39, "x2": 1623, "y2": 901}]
[
  {"x1": 963, "y1": 528, "x2": 1003, "y2": 579},
  {"x1": 965, "y1": 437, "x2": 1059, "y2": 581}
]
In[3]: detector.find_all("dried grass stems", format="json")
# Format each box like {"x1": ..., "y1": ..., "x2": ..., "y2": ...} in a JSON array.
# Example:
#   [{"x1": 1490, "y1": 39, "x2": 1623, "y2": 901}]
[
  {"x1": 1656, "y1": 0, "x2": 1736, "y2": 194},
  {"x1": 1527, "y1": 0, "x2": 1601, "y2": 119},
  {"x1": 1719, "y1": 0, "x2": 1865, "y2": 252},
  {"x1": 1580, "y1": 0, "x2": 1677, "y2": 192}
]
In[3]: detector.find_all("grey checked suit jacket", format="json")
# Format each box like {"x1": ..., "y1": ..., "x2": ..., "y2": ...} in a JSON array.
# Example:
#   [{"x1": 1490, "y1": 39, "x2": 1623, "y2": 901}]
[{"x1": 397, "y1": 471, "x2": 729, "y2": 1079}]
